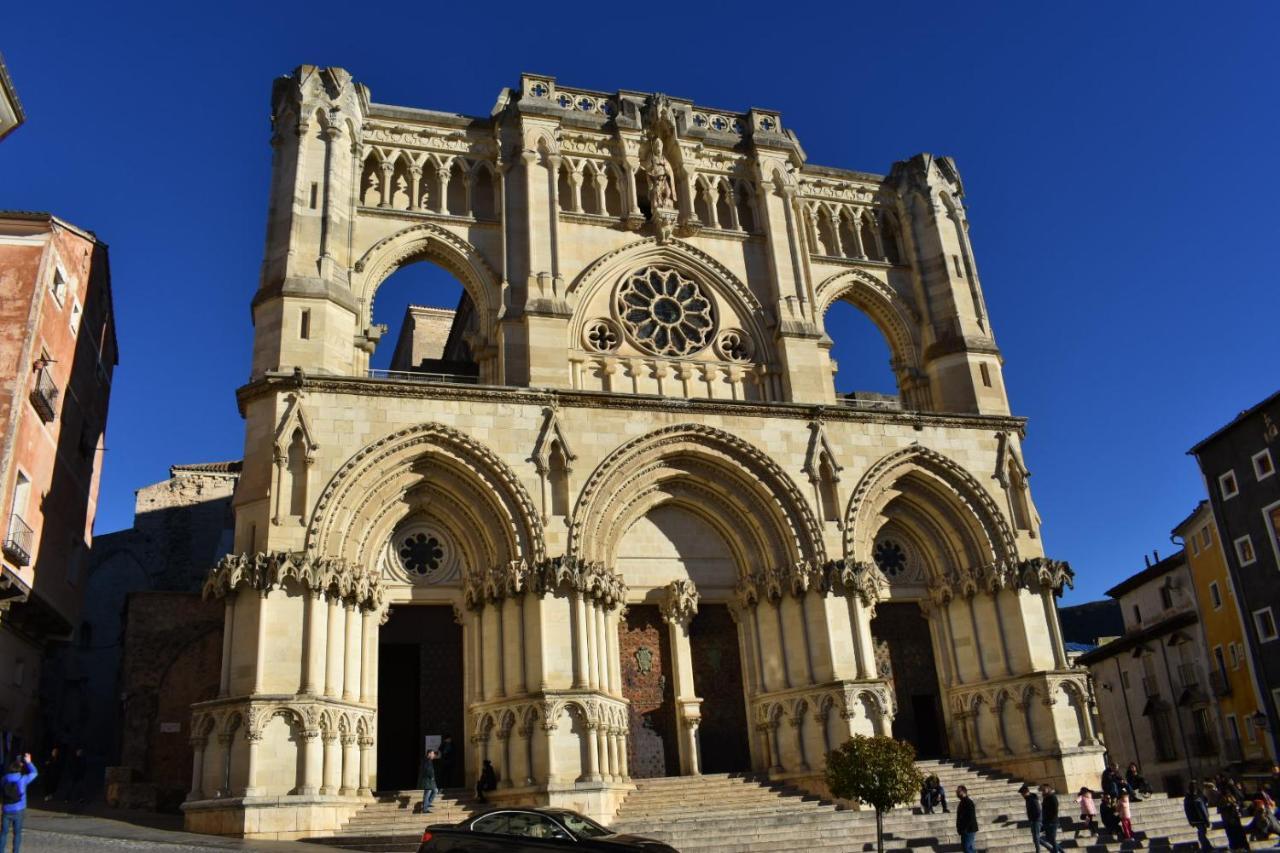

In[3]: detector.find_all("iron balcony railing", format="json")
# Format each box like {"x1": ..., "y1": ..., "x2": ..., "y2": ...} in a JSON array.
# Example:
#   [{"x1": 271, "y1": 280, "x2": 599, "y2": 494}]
[
  {"x1": 29, "y1": 366, "x2": 58, "y2": 422},
  {"x1": 1177, "y1": 663, "x2": 1200, "y2": 690},
  {"x1": 838, "y1": 391, "x2": 903, "y2": 412},
  {"x1": 365, "y1": 368, "x2": 478, "y2": 385},
  {"x1": 1210, "y1": 669, "x2": 1233, "y2": 697},
  {"x1": 2, "y1": 514, "x2": 32, "y2": 567}
]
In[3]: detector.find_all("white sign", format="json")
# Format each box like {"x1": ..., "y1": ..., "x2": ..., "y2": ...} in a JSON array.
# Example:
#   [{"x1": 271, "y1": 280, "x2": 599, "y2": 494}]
[{"x1": 424, "y1": 734, "x2": 442, "y2": 752}]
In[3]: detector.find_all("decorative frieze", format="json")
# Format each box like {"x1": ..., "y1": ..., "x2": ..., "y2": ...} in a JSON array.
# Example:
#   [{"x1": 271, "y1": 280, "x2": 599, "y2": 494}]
[
  {"x1": 202, "y1": 551, "x2": 383, "y2": 611},
  {"x1": 462, "y1": 557, "x2": 628, "y2": 610},
  {"x1": 928, "y1": 557, "x2": 1073, "y2": 603},
  {"x1": 735, "y1": 559, "x2": 888, "y2": 608}
]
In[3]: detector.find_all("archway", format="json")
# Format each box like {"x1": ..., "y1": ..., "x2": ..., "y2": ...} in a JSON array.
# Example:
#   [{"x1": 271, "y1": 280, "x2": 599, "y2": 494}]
[
  {"x1": 369, "y1": 259, "x2": 477, "y2": 381},
  {"x1": 870, "y1": 603, "x2": 946, "y2": 758}
]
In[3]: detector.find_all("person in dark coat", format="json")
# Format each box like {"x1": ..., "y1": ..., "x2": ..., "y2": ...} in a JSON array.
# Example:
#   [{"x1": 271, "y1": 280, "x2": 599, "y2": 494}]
[
  {"x1": 1219, "y1": 792, "x2": 1251, "y2": 851},
  {"x1": 1020, "y1": 784, "x2": 1058, "y2": 852},
  {"x1": 475, "y1": 759, "x2": 498, "y2": 803},
  {"x1": 1184, "y1": 781, "x2": 1213, "y2": 852},
  {"x1": 1125, "y1": 762, "x2": 1151, "y2": 800},
  {"x1": 417, "y1": 749, "x2": 438, "y2": 814},
  {"x1": 956, "y1": 785, "x2": 978, "y2": 853},
  {"x1": 1039, "y1": 784, "x2": 1065, "y2": 853}
]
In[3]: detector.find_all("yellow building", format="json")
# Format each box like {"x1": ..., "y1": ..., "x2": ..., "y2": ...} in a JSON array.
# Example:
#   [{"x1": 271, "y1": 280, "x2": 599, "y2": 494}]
[{"x1": 1177, "y1": 501, "x2": 1273, "y2": 766}]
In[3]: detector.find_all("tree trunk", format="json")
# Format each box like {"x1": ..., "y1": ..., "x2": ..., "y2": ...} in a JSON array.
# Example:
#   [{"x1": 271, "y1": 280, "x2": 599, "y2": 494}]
[{"x1": 876, "y1": 808, "x2": 884, "y2": 853}]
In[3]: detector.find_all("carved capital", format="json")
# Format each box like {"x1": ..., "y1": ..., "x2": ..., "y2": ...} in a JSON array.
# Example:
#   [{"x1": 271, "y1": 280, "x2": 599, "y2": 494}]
[
  {"x1": 659, "y1": 579, "x2": 699, "y2": 626},
  {"x1": 203, "y1": 551, "x2": 383, "y2": 612}
]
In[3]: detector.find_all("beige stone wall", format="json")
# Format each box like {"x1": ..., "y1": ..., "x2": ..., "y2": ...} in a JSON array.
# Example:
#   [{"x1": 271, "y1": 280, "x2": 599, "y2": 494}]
[{"x1": 183, "y1": 67, "x2": 1098, "y2": 839}]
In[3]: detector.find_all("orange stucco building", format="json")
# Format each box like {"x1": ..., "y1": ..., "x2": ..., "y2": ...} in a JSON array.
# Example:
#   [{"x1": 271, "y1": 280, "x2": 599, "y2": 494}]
[{"x1": 0, "y1": 211, "x2": 117, "y2": 748}]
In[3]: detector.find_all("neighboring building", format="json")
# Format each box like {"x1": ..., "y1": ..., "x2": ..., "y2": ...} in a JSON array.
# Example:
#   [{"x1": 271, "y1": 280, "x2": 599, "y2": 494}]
[
  {"x1": 41, "y1": 461, "x2": 238, "y2": 797},
  {"x1": 0, "y1": 52, "x2": 24, "y2": 141},
  {"x1": 184, "y1": 68, "x2": 1096, "y2": 840},
  {"x1": 0, "y1": 211, "x2": 117, "y2": 754},
  {"x1": 1079, "y1": 551, "x2": 1222, "y2": 792},
  {"x1": 385, "y1": 303, "x2": 477, "y2": 378},
  {"x1": 1058, "y1": 599, "x2": 1123, "y2": 646},
  {"x1": 1174, "y1": 500, "x2": 1273, "y2": 767},
  {"x1": 1190, "y1": 389, "x2": 1280, "y2": 759}
]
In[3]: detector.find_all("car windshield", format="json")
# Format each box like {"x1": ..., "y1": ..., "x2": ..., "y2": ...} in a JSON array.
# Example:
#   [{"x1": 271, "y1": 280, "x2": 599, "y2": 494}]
[{"x1": 552, "y1": 810, "x2": 612, "y2": 838}]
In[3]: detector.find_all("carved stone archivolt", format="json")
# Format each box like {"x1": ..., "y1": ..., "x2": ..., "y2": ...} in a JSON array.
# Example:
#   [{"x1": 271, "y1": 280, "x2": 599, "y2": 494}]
[{"x1": 203, "y1": 551, "x2": 383, "y2": 611}]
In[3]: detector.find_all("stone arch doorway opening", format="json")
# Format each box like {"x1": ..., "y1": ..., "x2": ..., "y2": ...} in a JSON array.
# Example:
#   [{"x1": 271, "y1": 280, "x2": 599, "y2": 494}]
[
  {"x1": 376, "y1": 605, "x2": 464, "y2": 792},
  {"x1": 870, "y1": 602, "x2": 948, "y2": 759},
  {"x1": 688, "y1": 603, "x2": 750, "y2": 773}
]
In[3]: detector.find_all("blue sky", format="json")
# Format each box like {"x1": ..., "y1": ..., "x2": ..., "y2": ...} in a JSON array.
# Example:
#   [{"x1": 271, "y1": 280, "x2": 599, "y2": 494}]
[{"x1": 2, "y1": 2, "x2": 1276, "y2": 604}]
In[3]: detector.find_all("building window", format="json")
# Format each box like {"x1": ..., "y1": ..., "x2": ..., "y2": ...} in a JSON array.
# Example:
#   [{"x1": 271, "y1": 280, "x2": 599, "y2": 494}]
[
  {"x1": 1255, "y1": 449, "x2": 1275, "y2": 481},
  {"x1": 1201, "y1": 527, "x2": 1213, "y2": 549},
  {"x1": 1221, "y1": 470, "x2": 1239, "y2": 499},
  {"x1": 1160, "y1": 585, "x2": 1174, "y2": 610},
  {"x1": 1191, "y1": 535, "x2": 1200, "y2": 556},
  {"x1": 1133, "y1": 604, "x2": 1142, "y2": 625},
  {"x1": 1230, "y1": 643, "x2": 1241, "y2": 669},
  {"x1": 50, "y1": 267, "x2": 67, "y2": 305},
  {"x1": 69, "y1": 299, "x2": 82, "y2": 336},
  {"x1": 1209, "y1": 581, "x2": 1222, "y2": 609},
  {"x1": 979, "y1": 363, "x2": 992, "y2": 387},
  {"x1": 1236, "y1": 535, "x2": 1257, "y2": 566},
  {"x1": 1214, "y1": 645, "x2": 1228, "y2": 678},
  {"x1": 300, "y1": 308, "x2": 311, "y2": 340},
  {"x1": 1254, "y1": 607, "x2": 1277, "y2": 643}
]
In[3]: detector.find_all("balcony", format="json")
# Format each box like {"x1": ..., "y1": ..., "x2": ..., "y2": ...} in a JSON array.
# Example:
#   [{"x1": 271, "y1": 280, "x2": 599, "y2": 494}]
[
  {"x1": 1177, "y1": 663, "x2": 1200, "y2": 690},
  {"x1": 29, "y1": 366, "x2": 58, "y2": 422},
  {"x1": 365, "y1": 368, "x2": 478, "y2": 385},
  {"x1": 1210, "y1": 669, "x2": 1233, "y2": 697},
  {"x1": 2, "y1": 514, "x2": 32, "y2": 567},
  {"x1": 838, "y1": 391, "x2": 902, "y2": 412}
]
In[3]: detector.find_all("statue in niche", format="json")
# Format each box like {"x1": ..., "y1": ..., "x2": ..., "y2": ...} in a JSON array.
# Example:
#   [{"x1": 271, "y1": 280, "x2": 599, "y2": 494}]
[{"x1": 646, "y1": 138, "x2": 675, "y2": 212}]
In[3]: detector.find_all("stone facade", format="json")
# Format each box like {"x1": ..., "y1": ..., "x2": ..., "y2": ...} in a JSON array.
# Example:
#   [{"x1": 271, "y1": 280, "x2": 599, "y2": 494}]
[{"x1": 183, "y1": 68, "x2": 1099, "y2": 839}]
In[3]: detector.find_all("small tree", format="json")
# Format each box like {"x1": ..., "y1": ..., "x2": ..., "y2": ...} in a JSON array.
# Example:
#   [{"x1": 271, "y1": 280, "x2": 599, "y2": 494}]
[{"x1": 825, "y1": 734, "x2": 924, "y2": 853}]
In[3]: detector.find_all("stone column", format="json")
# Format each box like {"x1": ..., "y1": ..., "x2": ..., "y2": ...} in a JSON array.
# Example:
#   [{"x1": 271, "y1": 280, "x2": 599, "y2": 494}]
[
  {"x1": 598, "y1": 724, "x2": 612, "y2": 782},
  {"x1": 344, "y1": 603, "x2": 361, "y2": 701},
  {"x1": 300, "y1": 730, "x2": 322, "y2": 795},
  {"x1": 340, "y1": 735, "x2": 358, "y2": 795},
  {"x1": 583, "y1": 724, "x2": 602, "y2": 782},
  {"x1": 321, "y1": 733, "x2": 340, "y2": 795},
  {"x1": 188, "y1": 737, "x2": 206, "y2": 800},
  {"x1": 358, "y1": 736, "x2": 374, "y2": 796},
  {"x1": 848, "y1": 594, "x2": 876, "y2": 680},
  {"x1": 243, "y1": 730, "x2": 263, "y2": 797},
  {"x1": 360, "y1": 609, "x2": 376, "y2": 703},
  {"x1": 661, "y1": 580, "x2": 702, "y2": 775},
  {"x1": 378, "y1": 163, "x2": 392, "y2": 208},
  {"x1": 605, "y1": 609, "x2": 621, "y2": 694},
  {"x1": 606, "y1": 730, "x2": 620, "y2": 781},
  {"x1": 217, "y1": 733, "x2": 233, "y2": 797},
  {"x1": 302, "y1": 591, "x2": 325, "y2": 695},
  {"x1": 219, "y1": 599, "x2": 235, "y2": 697},
  {"x1": 571, "y1": 592, "x2": 589, "y2": 689},
  {"x1": 594, "y1": 604, "x2": 609, "y2": 691},
  {"x1": 1042, "y1": 589, "x2": 1068, "y2": 670},
  {"x1": 617, "y1": 730, "x2": 629, "y2": 779},
  {"x1": 326, "y1": 596, "x2": 343, "y2": 697},
  {"x1": 252, "y1": 592, "x2": 268, "y2": 694}
]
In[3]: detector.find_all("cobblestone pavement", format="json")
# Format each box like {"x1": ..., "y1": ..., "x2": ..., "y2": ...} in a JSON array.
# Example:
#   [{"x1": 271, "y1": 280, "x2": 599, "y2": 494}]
[{"x1": 20, "y1": 829, "x2": 241, "y2": 851}]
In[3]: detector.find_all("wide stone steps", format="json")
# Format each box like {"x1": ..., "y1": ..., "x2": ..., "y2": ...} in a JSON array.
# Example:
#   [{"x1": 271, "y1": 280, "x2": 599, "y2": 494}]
[{"x1": 305, "y1": 762, "x2": 1230, "y2": 852}]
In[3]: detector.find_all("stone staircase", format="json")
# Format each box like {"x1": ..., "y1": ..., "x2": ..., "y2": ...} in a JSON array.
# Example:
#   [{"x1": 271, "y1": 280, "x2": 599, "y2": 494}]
[
  {"x1": 306, "y1": 761, "x2": 1231, "y2": 852},
  {"x1": 307, "y1": 788, "x2": 483, "y2": 852},
  {"x1": 609, "y1": 760, "x2": 1230, "y2": 852}
]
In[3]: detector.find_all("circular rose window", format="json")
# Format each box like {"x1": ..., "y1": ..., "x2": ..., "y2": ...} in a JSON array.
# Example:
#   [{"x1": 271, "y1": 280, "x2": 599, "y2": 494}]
[
  {"x1": 615, "y1": 267, "x2": 715, "y2": 357},
  {"x1": 386, "y1": 520, "x2": 460, "y2": 586}
]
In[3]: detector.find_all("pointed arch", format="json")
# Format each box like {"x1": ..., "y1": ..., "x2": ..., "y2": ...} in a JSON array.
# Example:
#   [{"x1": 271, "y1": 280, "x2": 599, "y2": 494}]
[
  {"x1": 844, "y1": 444, "x2": 1017, "y2": 577},
  {"x1": 352, "y1": 223, "x2": 502, "y2": 332},
  {"x1": 815, "y1": 268, "x2": 921, "y2": 377},
  {"x1": 306, "y1": 422, "x2": 545, "y2": 577},
  {"x1": 569, "y1": 424, "x2": 826, "y2": 576}
]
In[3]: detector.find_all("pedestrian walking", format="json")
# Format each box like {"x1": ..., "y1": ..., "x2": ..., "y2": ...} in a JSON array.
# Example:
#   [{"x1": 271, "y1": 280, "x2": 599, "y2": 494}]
[
  {"x1": 1076, "y1": 787, "x2": 1098, "y2": 835},
  {"x1": 1019, "y1": 784, "x2": 1056, "y2": 852},
  {"x1": 1184, "y1": 781, "x2": 1213, "y2": 852},
  {"x1": 1117, "y1": 791, "x2": 1134, "y2": 841},
  {"x1": 1, "y1": 752, "x2": 37, "y2": 853},
  {"x1": 417, "y1": 749, "x2": 438, "y2": 815},
  {"x1": 1038, "y1": 784, "x2": 1064, "y2": 853},
  {"x1": 956, "y1": 785, "x2": 978, "y2": 853}
]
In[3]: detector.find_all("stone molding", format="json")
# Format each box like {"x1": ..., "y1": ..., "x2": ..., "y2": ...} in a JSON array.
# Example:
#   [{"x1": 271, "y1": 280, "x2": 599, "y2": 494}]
[
  {"x1": 471, "y1": 691, "x2": 629, "y2": 737},
  {"x1": 202, "y1": 551, "x2": 383, "y2": 611},
  {"x1": 735, "y1": 559, "x2": 887, "y2": 608},
  {"x1": 927, "y1": 557, "x2": 1073, "y2": 603},
  {"x1": 191, "y1": 695, "x2": 375, "y2": 743},
  {"x1": 751, "y1": 679, "x2": 893, "y2": 730},
  {"x1": 462, "y1": 556, "x2": 627, "y2": 610},
  {"x1": 236, "y1": 371, "x2": 1029, "y2": 436}
]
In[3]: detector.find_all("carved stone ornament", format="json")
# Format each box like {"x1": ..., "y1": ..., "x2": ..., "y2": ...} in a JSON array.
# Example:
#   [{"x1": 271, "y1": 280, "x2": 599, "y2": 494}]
[
  {"x1": 927, "y1": 557, "x2": 1073, "y2": 601},
  {"x1": 734, "y1": 559, "x2": 887, "y2": 610},
  {"x1": 203, "y1": 551, "x2": 383, "y2": 611},
  {"x1": 462, "y1": 556, "x2": 627, "y2": 610},
  {"x1": 659, "y1": 579, "x2": 699, "y2": 626},
  {"x1": 634, "y1": 646, "x2": 654, "y2": 674}
]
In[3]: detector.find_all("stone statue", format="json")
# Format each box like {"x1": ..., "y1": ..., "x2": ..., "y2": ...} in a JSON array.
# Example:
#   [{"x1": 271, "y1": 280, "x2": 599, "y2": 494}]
[{"x1": 646, "y1": 138, "x2": 675, "y2": 213}]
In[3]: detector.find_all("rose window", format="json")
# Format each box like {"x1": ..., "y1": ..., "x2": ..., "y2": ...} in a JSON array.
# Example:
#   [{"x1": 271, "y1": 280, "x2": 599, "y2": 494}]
[
  {"x1": 715, "y1": 329, "x2": 753, "y2": 363},
  {"x1": 399, "y1": 532, "x2": 444, "y2": 577},
  {"x1": 615, "y1": 267, "x2": 715, "y2": 357},
  {"x1": 873, "y1": 539, "x2": 907, "y2": 577},
  {"x1": 584, "y1": 319, "x2": 620, "y2": 353}
]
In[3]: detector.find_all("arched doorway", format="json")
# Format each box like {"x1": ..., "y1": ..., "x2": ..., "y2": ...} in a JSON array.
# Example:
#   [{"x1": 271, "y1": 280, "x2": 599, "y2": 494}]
[{"x1": 870, "y1": 602, "x2": 946, "y2": 758}]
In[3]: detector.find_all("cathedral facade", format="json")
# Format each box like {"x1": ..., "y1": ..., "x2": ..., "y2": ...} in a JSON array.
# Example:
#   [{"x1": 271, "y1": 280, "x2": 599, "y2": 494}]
[{"x1": 182, "y1": 67, "x2": 1099, "y2": 839}]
